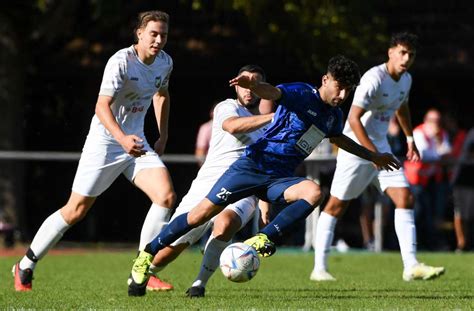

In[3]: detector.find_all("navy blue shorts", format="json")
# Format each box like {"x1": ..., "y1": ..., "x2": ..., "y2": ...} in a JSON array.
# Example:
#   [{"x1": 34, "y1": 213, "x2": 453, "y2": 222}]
[{"x1": 206, "y1": 156, "x2": 306, "y2": 206}]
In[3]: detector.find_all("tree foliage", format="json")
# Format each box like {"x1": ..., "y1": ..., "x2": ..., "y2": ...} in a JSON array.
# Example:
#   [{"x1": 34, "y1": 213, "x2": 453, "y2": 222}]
[{"x1": 195, "y1": 0, "x2": 389, "y2": 74}]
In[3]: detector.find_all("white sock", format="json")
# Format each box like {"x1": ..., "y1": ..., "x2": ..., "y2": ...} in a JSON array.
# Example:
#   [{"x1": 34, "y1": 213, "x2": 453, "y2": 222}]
[
  {"x1": 149, "y1": 263, "x2": 166, "y2": 275},
  {"x1": 302, "y1": 213, "x2": 314, "y2": 250},
  {"x1": 19, "y1": 210, "x2": 70, "y2": 270},
  {"x1": 314, "y1": 212, "x2": 337, "y2": 272},
  {"x1": 394, "y1": 208, "x2": 418, "y2": 270},
  {"x1": 138, "y1": 204, "x2": 172, "y2": 251},
  {"x1": 191, "y1": 234, "x2": 230, "y2": 288}
]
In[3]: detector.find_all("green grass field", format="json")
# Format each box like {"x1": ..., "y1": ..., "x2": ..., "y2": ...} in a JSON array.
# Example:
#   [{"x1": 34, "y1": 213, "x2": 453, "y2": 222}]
[{"x1": 1, "y1": 249, "x2": 473, "y2": 309}]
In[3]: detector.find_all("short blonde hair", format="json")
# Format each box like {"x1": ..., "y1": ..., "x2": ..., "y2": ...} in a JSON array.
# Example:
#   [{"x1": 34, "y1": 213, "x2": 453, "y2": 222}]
[{"x1": 134, "y1": 11, "x2": 169, "y2": 41}]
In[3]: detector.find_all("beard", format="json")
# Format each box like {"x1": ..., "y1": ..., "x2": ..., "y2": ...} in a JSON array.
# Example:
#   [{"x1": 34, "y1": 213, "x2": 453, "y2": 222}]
[
  {"x1": 245, "y1": 99, "x2": 260, "y2": 109},
  {"x1": 237, "y1": 94, "x2": 259, "y2": 109}
]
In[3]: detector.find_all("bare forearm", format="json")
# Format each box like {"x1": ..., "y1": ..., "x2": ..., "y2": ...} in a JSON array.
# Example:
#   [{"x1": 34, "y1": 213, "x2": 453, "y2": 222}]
[
  {"x1": 331, "y1": 135, "x2": 375, "y2": 162},
  {"x1": 349, "y1": 117, "x2": 378, "y2": 152},
  {"x1": 223, "y1": 113, "x2": 274, "y2": 134},
  {"x1": 395, "y1": 104, "x2": 414, "y2": 137},
  {"x1": 250, "y1": 83, "x2": 282, "y2": 101},
  {"x1": 154, "y1": 92, "x2": 170, "y2": 140},
  {"x1": 95, "y1": 96, "x2": 125, "y2": 142}
]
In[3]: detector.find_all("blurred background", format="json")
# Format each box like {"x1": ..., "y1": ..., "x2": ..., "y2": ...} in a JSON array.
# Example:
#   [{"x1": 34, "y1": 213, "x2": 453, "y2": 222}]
[{"x1": 1, "y1": 0, "x2": 473, "y2": 250}]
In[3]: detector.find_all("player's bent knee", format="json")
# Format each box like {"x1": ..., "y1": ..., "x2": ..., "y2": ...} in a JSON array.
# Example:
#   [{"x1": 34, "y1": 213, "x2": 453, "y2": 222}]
[
  {"x1": 213, "y1": 217, "x2": 240, "y2": 241},
  {"x1": 407, "y1": 193, "x2": 414, "y2": 207},
  {"x1": 305, "y1": 184, "x2": 322, "y2": 206},
  {"x1": 61, "y1": 202, "x2": 90, "y2": 224},
  {"x1": 290, "y1": 180, "x2": 321, "y2": 205},
  {"x1": 153, "y1": 190, "x2": 176, "y2": 208},
  {"x1": 399, "y1": 192, "x2": 414, "y2": 209},
  {"x1": 165, "y1": 191, "x2": 177, "y2": 207},
  {"x1": 323, "y1": 196, "x2": 347, "y2": 218}
]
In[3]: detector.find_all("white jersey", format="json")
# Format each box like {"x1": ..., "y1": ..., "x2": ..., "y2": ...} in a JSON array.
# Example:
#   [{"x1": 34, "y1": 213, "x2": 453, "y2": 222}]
[
  {"x1": 338, "y1": 63, "x2": 412, "y2": 162},
  {"x1": 85, "y1": 45, "x2": 173, "y2": 151},
  {"x1": 197, "y1": 99, "x2": 266, "y2": 179},
  {"x1": 171, "y1": 99, "x2": 266, "y2": 222}
]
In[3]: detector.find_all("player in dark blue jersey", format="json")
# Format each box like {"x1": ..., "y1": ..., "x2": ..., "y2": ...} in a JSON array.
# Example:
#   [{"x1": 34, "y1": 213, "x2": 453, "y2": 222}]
[{"x1": 128, "y1": 55, "x2": 401, "y2": 296}]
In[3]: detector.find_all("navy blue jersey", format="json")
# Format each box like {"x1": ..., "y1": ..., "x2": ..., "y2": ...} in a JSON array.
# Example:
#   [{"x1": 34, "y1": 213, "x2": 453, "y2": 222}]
[{"x1": 244, "y1": 82, "x2": 344, "y2": 176}]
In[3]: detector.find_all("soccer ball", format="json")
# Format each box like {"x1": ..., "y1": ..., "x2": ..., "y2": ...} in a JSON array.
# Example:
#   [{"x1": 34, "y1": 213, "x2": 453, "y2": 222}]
[{"x1": 219, "y1": 242, "x2": 260, "y2": 283}]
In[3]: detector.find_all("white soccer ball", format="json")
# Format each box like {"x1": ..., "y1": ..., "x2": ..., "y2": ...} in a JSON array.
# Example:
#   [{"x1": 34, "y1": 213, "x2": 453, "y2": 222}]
[{"x1": 219, "y1": 242, "x2": 260, "y2": 283}]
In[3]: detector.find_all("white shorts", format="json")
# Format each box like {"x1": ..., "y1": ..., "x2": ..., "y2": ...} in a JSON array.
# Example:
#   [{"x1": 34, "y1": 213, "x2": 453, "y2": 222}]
[
  {"x1": 170, "y1": 192, "x2": 258, "y2": 246},
  {"x1": 72, "y1": 147, "x2": 165, "y2": 197},
  {"x1": 330, "y1": 160, "x2": 408, "y2": 201}
]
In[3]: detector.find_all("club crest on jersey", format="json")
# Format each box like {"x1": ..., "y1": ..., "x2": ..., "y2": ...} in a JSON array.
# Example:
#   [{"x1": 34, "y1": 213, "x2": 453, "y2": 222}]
[
  {"x1": 154, "y1": 76, "x2": 162, "y2": 88},
  {"x1": 399, "y1": 91, "x2": 405, "y2": 101},
  {"x1": 326, "y1": 115, "x2": 335, "y2": 129}
]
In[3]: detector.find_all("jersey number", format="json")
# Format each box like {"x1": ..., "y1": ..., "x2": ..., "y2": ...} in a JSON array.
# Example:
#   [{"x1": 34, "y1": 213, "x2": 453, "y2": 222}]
[{"x1": 216, "y1": 188, "x2": 232, "y2": 202}]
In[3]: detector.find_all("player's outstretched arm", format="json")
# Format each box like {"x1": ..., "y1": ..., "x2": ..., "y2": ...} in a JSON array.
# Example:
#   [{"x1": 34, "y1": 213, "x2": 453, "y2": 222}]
[
  {"x1": 222, "y1": 113, "x2": 274, "y2": 134},
  {"x1": 330, "y1": 135, "x2": 401, "y2": 171},
  {"x1": 229, "y1": 75, "x2": 282, "y2": 101}
]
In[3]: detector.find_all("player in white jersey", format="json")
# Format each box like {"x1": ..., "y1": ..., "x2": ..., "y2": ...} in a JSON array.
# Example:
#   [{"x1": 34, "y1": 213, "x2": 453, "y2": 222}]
[
  {"x1": 312, "y1": 32, "x2": 445, "y2": 282},
  {"x1": 13, "y1": 11, "x2": 176, "y2": 291},
  {"x1": 132, "y1": 65, "x2": 273, "y2": 298},
  {"x1": 141, "y1": 65, "x2": 272, "y2": 297}
]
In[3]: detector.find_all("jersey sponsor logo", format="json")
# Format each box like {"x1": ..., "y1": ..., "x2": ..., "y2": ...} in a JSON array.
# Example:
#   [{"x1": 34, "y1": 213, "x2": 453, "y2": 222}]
[
  {"x1": 126, "y1": 106, "x2": 144, "y2": 113},
  {"x1": 125, "y1": 102, "x2": 145, "y2": 113},
  {"x1": 125, "y1": 106, "x2": 144, "y2": 113},
  {"x1": 130, "y1": 77, "x2": 139, "y2": 81},
  {"x1": 216, "y1": 187, "x2": 232, "y2": 202},
  {"x1": 155, "y1": 76, "x2": 162, "y2": 88},
  {"x1": 125, "y1": 92, "x2": 140, "y2": 100},
  {"x1": 383, "y1": 93, "x2": 389, "y2": 97},
  {"x1": 296, "y1": 125, "x2": 325, "y2": 156},
  {"x1": 306, "y1": 109, "x2": 318, "y2": 117},
  {"x1": 326, "y1": 115, "x2": 335, "y2": 129}
]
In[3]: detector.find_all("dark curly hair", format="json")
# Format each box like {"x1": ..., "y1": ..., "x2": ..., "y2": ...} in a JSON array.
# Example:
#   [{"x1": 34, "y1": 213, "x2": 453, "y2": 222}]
[
  {"x1": 238, "y1": 64, "x2": 266, "y2": 82},
  {"x1": 327, "y1": 55, "x2": 360, "y2": 89},
  {"x1": 390, "y1": 32, "x2": 419, "y2": 50}
]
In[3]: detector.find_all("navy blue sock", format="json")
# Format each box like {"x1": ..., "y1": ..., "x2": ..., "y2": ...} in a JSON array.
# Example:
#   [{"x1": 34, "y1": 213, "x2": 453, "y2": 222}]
[
  {"x1": 261, "y1": 199, "x2": 314, "y2": 240},
  {"x1": 145, "y1": 213, "x2": 192, "y2": 255}
]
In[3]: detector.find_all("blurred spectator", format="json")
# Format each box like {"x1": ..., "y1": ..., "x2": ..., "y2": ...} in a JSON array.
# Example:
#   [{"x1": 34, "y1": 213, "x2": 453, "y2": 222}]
[
  {"x1": 195, "y1": 103, "x2": 217, "y2": 166},
  {"x1": 441, "y1": 113, "x2": 467, "y2": 248},
  {"x1": 452, "y1": 128, "x2": 474, "y2": 252},
  {"x1": 405, "y1": 108, "x2": 452, "y2": 249},
  {"x1": 0, "y1": 180, "x2": 17, "y2": 248},
  {"x1": 444, "y1": 113, "x2": 466, "y2": 158},
  {"x1": 0, "y1": 213, "x2": 15, "y2": 248}
]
